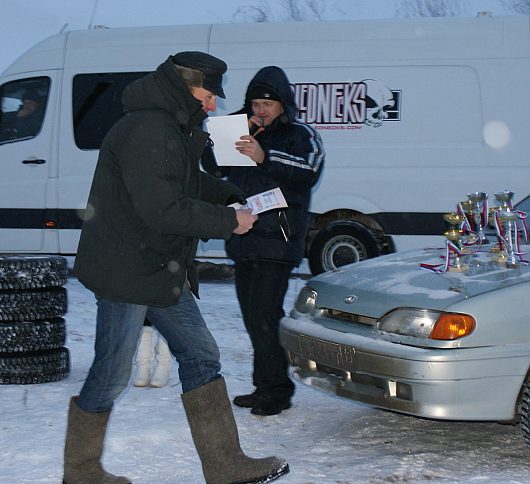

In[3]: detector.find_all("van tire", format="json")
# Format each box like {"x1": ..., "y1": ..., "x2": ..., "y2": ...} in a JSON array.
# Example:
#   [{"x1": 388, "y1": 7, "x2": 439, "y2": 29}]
[
  {"x1": 309, "y1": 221, "x2": 381, "y2": 275},
  {"x1": 0, "y1": 287, "x2": 67, "y2": 322},
  {"x1": 0, "y1": 317, "x2": 66, "y2": 353},
  {"x1": 0, "y1": 255, "x2": 68, "y2": 290},
  {"x1": 519, "y1": 379, "x2": 530, "y2": 449},
  {"x1": 0, "y1": 347, "x2": 70, "y2": 384}
]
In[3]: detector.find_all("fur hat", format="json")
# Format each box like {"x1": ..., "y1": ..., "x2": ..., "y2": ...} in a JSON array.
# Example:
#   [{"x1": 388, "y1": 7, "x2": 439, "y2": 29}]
[{"x1": 171, "y1": 51, "x2": 227, "y2": 98}]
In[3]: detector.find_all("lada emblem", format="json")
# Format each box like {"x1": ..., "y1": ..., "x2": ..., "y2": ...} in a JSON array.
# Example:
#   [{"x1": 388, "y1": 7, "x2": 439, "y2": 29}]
[{"x1": 344, "y1": 295, "x2": 358, "y2": 304}]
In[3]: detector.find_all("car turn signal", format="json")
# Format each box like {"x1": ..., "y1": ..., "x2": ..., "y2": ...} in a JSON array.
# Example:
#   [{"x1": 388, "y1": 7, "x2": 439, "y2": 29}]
[{"x1": 430, "y1": 313, "x2": 476, "y2": 340}]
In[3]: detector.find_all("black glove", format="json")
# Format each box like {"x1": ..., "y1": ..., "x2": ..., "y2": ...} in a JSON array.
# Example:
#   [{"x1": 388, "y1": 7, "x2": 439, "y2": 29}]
[{"x1": 226, "y1": 193, "x2": 247, "y2": 206}]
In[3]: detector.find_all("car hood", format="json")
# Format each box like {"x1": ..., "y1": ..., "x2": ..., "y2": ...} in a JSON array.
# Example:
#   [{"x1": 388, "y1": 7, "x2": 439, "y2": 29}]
[{"x1": 308, "y1": 247, "x2": 530, "y2": 318}]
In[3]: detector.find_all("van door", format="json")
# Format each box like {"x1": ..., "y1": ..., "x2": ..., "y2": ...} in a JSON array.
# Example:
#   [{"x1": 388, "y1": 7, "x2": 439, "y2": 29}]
[{"x1": 0, "y1": 74, "x2": 56, "y2": 251}]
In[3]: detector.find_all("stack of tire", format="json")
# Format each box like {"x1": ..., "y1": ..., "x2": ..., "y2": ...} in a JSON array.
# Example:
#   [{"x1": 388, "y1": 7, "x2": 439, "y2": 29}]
[{"x1": 0, "y1": 255, "x2": 70, "y2": 384}]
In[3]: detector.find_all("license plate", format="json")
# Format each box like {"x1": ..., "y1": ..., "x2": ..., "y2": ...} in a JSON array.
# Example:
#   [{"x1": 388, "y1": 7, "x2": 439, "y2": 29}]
[{"x1": 299, "y1": 335, "x2": 355, "y2": 369}]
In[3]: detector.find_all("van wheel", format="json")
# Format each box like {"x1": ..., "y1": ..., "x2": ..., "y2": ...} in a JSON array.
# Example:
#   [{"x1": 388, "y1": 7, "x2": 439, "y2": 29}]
[
  {"x1": 0, "y1": 255, "x2": 68, "y2": 290},
  {"x1": 0, "y1": 287, "x2": 67, "y2": 322},
  {"x1": 308, "y1": 221, "x2": 381, "y2": 275},
  {"x1": 0, "y1": 317, "x2": 66, "y2": 353},
  {"x1": 0, "y1": 347, "x2": 70, "y2": 385},
  {"x1": 519, "y1": 379, "x2": 530, "y2": 449}
]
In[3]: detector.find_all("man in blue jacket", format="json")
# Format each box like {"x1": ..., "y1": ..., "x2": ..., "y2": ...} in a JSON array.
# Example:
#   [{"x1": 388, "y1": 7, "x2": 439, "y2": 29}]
[{"x1": 229, "y1": 66, "x2": 325, "y2": 416}]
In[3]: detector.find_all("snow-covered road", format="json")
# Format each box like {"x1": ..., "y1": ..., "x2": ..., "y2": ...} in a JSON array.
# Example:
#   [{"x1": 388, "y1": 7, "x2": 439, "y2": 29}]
[{"x1": 2, "y1": 275, "x2": 530, "y2": 483}]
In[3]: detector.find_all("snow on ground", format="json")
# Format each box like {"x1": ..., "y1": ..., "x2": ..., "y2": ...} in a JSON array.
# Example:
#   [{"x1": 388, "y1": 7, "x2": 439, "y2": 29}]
[{"x1": 2, "y1": 271, "x2": 530, "y2": 483}]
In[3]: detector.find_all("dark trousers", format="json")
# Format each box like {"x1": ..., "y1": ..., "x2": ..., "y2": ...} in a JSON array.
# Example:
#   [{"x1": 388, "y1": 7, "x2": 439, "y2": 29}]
[{"x1": 235, "y1": 260, "x2": 295, "y2": 402}]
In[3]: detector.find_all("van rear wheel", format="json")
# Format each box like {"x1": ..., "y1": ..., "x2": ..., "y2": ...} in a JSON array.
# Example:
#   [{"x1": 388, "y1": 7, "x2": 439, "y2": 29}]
[{"x1": 308, "y1": 221, "x2": 381, "y2": 275}]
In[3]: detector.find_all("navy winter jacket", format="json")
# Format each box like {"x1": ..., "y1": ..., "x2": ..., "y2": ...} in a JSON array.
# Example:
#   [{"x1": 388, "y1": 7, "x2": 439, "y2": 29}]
[{"x1": 223, "y1": 66, "x2": 325, "y2": 266}]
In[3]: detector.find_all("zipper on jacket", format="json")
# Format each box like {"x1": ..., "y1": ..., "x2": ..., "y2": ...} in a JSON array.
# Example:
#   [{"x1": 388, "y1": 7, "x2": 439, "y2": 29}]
[{"x1": 278, "y1": 211, "x2": 290, "y2": 242}]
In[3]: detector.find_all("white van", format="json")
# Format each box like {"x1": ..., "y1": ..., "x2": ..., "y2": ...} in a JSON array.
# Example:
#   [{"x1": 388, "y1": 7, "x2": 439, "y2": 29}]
[{"x1": 1, "y1": 15, "x2": 530, "y2": 274}]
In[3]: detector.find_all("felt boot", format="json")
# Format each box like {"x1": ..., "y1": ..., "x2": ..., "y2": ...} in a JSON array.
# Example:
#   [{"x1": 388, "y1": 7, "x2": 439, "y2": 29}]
[
  {"x1": 182, "y1": 377, "x2": 289, "y2": 484},
  {"x1": 63, "y1": 396, "x2": 130, "y2": 484}
]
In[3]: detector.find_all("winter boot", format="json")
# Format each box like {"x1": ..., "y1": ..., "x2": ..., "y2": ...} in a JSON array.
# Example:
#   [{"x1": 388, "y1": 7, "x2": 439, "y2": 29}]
[
  {"x1": 150, "y1": 334, "x2": 172, "y2": 388},
  {"x1": 63, "y1": 396, "x2": 130, "y2": 484},
  {"x1": 233, "y1": 390, "x2": 261, "y2": 408},
  {"x1": 133, "y1": 325, "x2": 153, "y2": 387},
  {"x1": 182, "y1": 377, "x2": 289, "y2": 484}
]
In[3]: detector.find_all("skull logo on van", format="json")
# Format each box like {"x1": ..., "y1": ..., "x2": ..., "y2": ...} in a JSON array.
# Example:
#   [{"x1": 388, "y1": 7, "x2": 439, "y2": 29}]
[{"x1": 363, "y1": 79, "x2": 395, "y2": 127}]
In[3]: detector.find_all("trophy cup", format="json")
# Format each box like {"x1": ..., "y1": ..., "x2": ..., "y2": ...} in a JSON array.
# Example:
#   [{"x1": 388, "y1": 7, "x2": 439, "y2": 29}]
[
  {"x1": 443, "y1": 212, "x2": 468, "y2": 272},
  {"x1": 491, "y1": 190, "x2": 519, "y2": 268},
  {"x1": 466, "y1": 191, "x2": 489, "y2": 244},
  {"x1": 497, "y1": 210, "x2": 519, "y2": 268},
  {"x1": 459, "y1": 200, "x2": 478, "y2": 245},
  {"x1": 490, "y1": 190, "x2": 516, "y2": 261},
  {"x1": 494, "y1": 190, "x2": 515, "y2": 211},
  {"x1": 444, "y1": 212, "x2": 466, "y2": 231}
]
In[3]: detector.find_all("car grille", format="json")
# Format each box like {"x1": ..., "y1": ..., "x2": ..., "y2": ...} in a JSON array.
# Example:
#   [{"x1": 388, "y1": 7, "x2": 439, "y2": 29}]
[{"x1": 325, "y1": 308, "x2": 377, "y2": 326}]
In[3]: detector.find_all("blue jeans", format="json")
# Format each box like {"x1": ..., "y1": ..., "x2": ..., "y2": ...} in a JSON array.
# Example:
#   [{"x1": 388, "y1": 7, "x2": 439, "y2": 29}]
[{"x1": 77, "y1": 285, "x2": 221, "y2": 413}]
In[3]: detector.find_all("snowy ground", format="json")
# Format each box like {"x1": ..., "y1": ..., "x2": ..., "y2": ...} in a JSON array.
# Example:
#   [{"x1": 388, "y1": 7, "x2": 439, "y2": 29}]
[{"x1": 2, "y1": 270, "x2": 530, "y2": 483}]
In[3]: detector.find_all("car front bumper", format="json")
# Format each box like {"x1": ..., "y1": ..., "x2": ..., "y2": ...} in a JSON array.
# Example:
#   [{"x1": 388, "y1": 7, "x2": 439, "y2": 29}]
[{"x1": 280, "y1": 316, "x2": 529, "y2": 421}]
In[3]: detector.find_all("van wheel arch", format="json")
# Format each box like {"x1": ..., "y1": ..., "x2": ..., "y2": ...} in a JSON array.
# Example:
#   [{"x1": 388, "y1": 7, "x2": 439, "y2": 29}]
[{"x1": 308, "y1": 220, "x2": 382, "y2": 275}]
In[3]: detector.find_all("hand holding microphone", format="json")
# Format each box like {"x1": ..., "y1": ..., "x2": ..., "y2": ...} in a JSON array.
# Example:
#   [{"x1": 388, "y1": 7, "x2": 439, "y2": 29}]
[
  {"x1": 248, "y1": 116, "x2": 265, "y2": 136},
  {"x1": 235, "y1": 116, "x2": 266, "y2": 164}
]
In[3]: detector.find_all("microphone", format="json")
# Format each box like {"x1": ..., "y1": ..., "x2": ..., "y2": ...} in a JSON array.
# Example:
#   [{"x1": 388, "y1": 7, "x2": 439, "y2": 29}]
[{"x1": 249, "y1": 117, "x2": 265, "y2": 136}]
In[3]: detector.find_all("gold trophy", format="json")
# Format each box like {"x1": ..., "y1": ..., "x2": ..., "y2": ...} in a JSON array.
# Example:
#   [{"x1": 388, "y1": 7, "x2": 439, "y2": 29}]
[
  {"x1": 443, "y1": 212, "x2": 468, "y2": 272},
  {"x1": 459, "y1": 200, "x2": 479, "y2": 246}
]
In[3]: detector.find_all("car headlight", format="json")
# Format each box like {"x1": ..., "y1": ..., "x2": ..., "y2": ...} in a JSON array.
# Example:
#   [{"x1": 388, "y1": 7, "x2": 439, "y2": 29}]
[
  {"x1": 377, "y1": 308, "x2": 476, "y2": 340},
  {"x1": 294, "y1": 286, "x2": 317, "y2": 314}
]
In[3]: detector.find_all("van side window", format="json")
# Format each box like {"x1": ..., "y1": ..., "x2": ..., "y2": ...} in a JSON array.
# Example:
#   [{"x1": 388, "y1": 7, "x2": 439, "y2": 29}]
[
  {"x1": 73, "y1": 72, "x2": 148, "y2": 150},
  {"x1": 0, "y1": 77, "x2": 50, "y2": 143}
]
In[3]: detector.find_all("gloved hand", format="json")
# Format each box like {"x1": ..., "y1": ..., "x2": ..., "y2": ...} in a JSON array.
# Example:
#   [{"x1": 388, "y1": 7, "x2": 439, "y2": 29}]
[{"x1": 226, "y1": 193, "x2": 247, "y2": 206}]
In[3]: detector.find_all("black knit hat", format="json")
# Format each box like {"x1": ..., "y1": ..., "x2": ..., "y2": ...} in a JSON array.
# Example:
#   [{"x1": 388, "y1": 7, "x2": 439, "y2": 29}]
[
  {"x1": 171, "y1": 51, "x2": 227, "y2": 98},
  {"x1": 247, "y1": 84, "x2": 282, "y2": 103}
]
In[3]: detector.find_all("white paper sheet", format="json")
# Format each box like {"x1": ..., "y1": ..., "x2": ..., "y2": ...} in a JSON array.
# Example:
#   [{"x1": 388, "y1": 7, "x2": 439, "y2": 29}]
[
  {"x1": 228, "y1": 187, "x2": 288, "y2": 215},
  {"x1": 204, "y1": 114, "x2": 256, "y2": 166}
]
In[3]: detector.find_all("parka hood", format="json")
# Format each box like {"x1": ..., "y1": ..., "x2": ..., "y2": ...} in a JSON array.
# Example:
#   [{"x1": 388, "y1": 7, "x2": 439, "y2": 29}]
[
  {"x1": 121, "y1": 56, "x2": 206, "y2": 127},
  {"x1": 242, "y1": 66, "x2": 297, "y2": 125}
]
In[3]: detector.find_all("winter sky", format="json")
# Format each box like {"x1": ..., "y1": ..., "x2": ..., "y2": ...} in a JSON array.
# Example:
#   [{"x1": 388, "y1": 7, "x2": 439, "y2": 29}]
[{"x1": 1, "y1": 0, "x2": 511, "y2": 74}]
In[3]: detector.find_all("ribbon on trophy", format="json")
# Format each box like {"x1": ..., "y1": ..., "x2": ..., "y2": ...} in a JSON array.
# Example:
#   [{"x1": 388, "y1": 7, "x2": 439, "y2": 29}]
[
  {"x1": 516, "y1": 210, "x2": 529, "y2": 243},
  {"x1": 420, "y1": 240, "x2": 462, "y2": 273},
  {"x1": 456, "y1": 202, "x2": 473, "y2": 235}
]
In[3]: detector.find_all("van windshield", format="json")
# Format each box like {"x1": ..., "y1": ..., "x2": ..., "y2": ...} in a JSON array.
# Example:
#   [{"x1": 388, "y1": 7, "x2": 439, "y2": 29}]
[{"x1": 0, "y1": 77, "x2": 50, "y2": 144}]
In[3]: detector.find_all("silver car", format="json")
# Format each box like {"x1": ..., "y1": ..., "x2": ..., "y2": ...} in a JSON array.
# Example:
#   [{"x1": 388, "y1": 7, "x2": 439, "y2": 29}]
[{"x1": 280, "y1": 245, "x2": 530, "y2": 449}]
